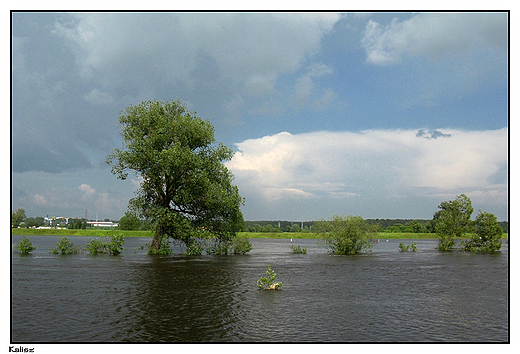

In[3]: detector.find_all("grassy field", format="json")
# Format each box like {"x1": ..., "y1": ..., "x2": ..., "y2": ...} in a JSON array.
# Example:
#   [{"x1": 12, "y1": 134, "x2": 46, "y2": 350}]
[
  {"x1": 11, "y1": 228, "x2": 154, "y2": 237},
  {"x1": 11, "y1": 228, "x2": 508, "y2": 240}
]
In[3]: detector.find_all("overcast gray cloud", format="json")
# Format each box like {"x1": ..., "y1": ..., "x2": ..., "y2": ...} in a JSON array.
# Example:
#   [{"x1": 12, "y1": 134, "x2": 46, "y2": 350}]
[
  {"x1": 53, "y1": 12, "x2": 341, "y2": 100},
  {"x1": 12, "y1": 12, "x2": 343, "y2": 174},
  {"x1": 362, "y1": 12, "x2": 508, "y2": 65}
]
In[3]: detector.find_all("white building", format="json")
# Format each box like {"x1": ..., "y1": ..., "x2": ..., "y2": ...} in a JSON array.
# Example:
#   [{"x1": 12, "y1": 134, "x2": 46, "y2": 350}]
[{"x1": 87, "y1": 221, "x2": 118, "y2": 227}]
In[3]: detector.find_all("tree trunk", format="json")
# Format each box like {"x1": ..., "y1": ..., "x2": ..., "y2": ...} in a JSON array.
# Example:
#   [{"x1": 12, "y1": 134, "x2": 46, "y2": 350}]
[{"x1": 150, "y1": 226, "x2": 165, "y2": 251}]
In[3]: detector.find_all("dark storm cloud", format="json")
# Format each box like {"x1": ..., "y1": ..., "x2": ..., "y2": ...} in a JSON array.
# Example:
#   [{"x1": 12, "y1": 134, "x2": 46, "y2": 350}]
[
  {"x1": 12, "y1": 141, "x2": 93, "y2": 173},
  {"x1": 12, "y1": 14, "x2": 121, "y2": 173},
  {"x1": 416, "y1": 129, "x2": 452, "y2": 139}
]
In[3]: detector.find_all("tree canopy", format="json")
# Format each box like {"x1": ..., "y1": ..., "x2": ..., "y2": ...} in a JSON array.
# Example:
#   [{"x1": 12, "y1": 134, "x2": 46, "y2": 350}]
[
  {"x1": 314, "y1": 215, "x2": 374, "y2": 255},
  {"x1": 461, "y1": 210, "x2": 503, "y2": 252},
  {"x1": 11, "y1": 208, "x2": 26, "y2": 227},
  {"x1": 433, "y1": 194, "x2": 474, "y2": 251},
  {"x1": 107, "y1": 99, "x2": 244, "y2": 253}
]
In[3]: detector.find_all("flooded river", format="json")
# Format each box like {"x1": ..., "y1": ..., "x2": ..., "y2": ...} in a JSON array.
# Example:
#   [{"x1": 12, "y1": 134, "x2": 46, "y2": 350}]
[{"x1": 11, "y1": 236, "x2": 508, "y2": 342}]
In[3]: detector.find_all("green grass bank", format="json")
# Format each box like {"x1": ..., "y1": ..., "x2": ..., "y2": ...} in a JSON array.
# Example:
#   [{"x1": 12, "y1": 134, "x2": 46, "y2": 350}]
[
  {"x1": 11, "y1": 228, "x2": 154, "y2": 237},
  {"x1": 11, "y1": 228, "x2": 508, "y2": 240}
]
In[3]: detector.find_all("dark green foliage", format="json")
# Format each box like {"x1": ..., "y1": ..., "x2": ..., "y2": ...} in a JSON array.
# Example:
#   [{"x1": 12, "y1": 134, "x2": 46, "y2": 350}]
[
  {"x1": 232, "y1": 237, "x2": 252, "y2": 254},
  {"x1": 26, "y1": 216, "x2": 45, "y2": 228},
  {"x1": 146, "y1": 237, "x2": 172, "y2": 255},
  {"x1": 497, "y1": 221, "x2": 508, "y2": 233},
  {"x1": 433, "y1": 194, "x2": 473, "y2": 251},
  {"x1": 85, "y1": 233, "x2": 125, "y2": 255},
  {"x1": 184, "y1": 240, "x2": 204, "y2": 256},
  {"x1": 461, "y1": 210, "x2": 503, "y2": 252},
  {"x1": 106, "y1": 99, "x2": 244, "y2": 252},
  {"x1": 398, "y1": 242, "x2": 417, "y2": 252},
  {"x1": 185, "y1": 237, "x2": 252, "y2": 255},
  {"x1": 14, "y1": 236, "x2": 36, "y2": 254},
  {"x1": 314, "y1": 215, "x2": 374, "y2": 255},
  {"x1": 51, "y1": 236, "x2": 82, "y2": 254},
  {"x1": 118, "y1": 211, "x2": 142, "y2": 230},
  {"x1": 290, "y1": 244, "x2": 307, "y2": 254},
  {"x1": 205, "y1": 240, "x2": 231, "y2": 255},
  {"x1": 68, "y1": 219, "x2": 87, "y2": 229},
  {"x1": 257, "y1": 265, "x2": 282, "y2": 290},
  {"x1": 11, "y1": 208, "x2": 26, "y2": 228}
]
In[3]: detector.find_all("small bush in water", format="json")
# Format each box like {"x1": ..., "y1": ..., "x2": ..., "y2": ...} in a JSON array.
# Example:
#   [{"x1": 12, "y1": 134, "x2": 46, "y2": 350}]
[
  {"x1": 232, "y1": 237, "x2": 252, "y2": 254},
  {"x1": 85, "y1": 233, "x2": 125, "y2": 255},
  {"x1": 398, "y1": 242, "x2": 417, "y2": 252},
  {"x1": 51, "y1": 236, "x2": 82, "y2": 255},
  {"x1": 257, "y1": 264, "x2": 282, "y2": 290},
  {"x1": 14, "y1": 236, "x2": 36, "y2": 254},
  {"x1": 290, "y1": 244, "x2": 307, "y2": 254}
]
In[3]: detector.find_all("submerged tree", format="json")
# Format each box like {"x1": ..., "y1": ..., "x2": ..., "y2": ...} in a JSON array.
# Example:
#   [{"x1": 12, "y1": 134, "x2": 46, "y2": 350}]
[
  {"x1": 461, "y1": 210, "x2": 503, "y2": 252},
  {"x1": 314, "y1": 215, "x2": 374, "y2": 255},
  {"x1": 433, "y1": 194, "x2": 474, "y2": 251},
  {"x1": 106, "y1": 99, "x2": 244, "y2": 254}
]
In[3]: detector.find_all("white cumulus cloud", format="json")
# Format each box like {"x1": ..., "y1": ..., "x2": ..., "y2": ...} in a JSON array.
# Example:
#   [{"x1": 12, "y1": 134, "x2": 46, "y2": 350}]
[
  {"x1": 226, "y1": 128, "x2": 507, "y2": 219},
  {"x1": 78, "y1": 183, "x2": 96, "y2": 199}
]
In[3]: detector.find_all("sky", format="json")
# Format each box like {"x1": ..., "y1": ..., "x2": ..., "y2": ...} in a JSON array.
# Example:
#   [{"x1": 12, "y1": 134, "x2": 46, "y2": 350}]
[{"x1": 10, "y1": 10, "x2": 510, "y2": 222}]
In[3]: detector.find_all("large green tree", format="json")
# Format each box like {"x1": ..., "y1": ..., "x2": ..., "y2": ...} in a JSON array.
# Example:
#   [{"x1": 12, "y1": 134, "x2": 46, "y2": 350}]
[
  {"x1": 11, "y1": 208, "x2": 26, "y2": 227},
  {"x1": 106, "y1": 99, "x2": 244, "y2": 253},
  {"x1": 433, "y1": 194, "x2": 474, "y2": 251},
  {"x1": 461, "y1": 210, "x2": 503, "y2": 252},
  {"x1": 118, "y1": 211, "x2": 142, "y2": 231}
]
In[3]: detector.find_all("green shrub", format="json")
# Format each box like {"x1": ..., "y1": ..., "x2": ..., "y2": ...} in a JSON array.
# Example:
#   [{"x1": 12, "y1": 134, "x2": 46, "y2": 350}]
[
  {"x1": 85, "y1": 233, "x2": 125, "y2": 255},
  {"x1": 232, "y1": 237, "x2": 252, "y2": 254},
  {"x1": 14, "y1": 236, "x2": 36, "y2": 254},
  {"x1": 398, "y1": 242, "x2": 417, "y2": 252},
  {"x1": 85, "y1": 238, "x2": 105, "y2": 255},
  {"x1": 290, "y1": 244, "x2": 307, "y2": 254},
  {"x1": 314, "y1": 215, "x2": 374, "y2": 255},
  {"x1": 257, "y1": 264, "x2": 282, "y2": 290},
  {"x1": 51, "y1": 236, "x2": 82, "y2": 254}
]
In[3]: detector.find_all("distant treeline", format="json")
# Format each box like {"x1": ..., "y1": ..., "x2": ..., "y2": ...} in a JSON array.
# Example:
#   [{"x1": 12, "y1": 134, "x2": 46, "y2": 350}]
[{"x1": 244, "y1": 219, "x2": 509, "y2": 234}]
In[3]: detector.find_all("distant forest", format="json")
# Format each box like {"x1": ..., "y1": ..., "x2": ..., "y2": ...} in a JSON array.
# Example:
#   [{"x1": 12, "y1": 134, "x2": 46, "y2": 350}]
[{"x1": 244, "y1": 219, "x2": 509, "y2": 234}]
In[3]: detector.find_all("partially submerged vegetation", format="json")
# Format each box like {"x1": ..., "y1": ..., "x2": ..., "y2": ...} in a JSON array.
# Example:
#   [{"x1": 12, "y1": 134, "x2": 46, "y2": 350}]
[
  {"x1": 85, "y1": 233, "x2": 125, "y2": 255},
  {"x1": 106, "y1": 99, "x2": 244, "y2": 255},
  {"x1": 13, "y1": 236, "x2": 36, "y2": 254},
  {"x1": 314, "y1": 215, "x2": 375, "y2": 255},
  {"x1": 11, "y1": 194, "x2": 506, "y2": 256},
  {"x1": 51, "y1": 236, "x2": 82, "y2": 255},
  {"x1": 460, "y1": 210, "x2": 504, "y2": 252},
  {"x1": 257, "y1": 265, "x2": 282, "y2": 290},
  {"x1": 290, "y1": 244, "x2": 308, "y2": 254},
  {"x1": 431, "y1": 194, "x2": 503, "y2": 252},
  {"x1": 398, "y1": 242, "x2": 417, "y2": 252}
]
